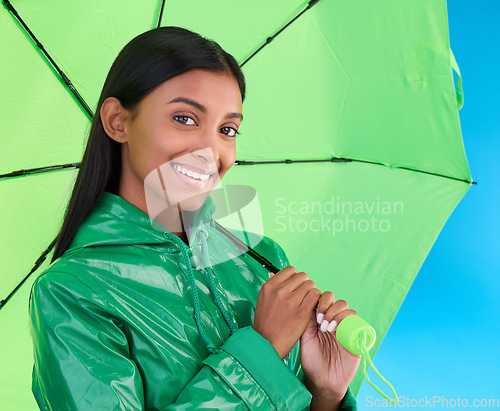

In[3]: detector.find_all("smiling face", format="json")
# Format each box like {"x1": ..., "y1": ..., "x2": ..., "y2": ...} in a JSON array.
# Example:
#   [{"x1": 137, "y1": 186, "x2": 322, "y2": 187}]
[{"x1": 101, "y1": 68, "x2": 243, "y2": 232}]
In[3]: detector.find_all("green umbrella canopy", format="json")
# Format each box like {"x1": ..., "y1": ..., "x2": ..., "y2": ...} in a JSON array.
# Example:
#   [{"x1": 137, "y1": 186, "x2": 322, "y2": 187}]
[{"x1": 0, "y1": 0, "x2": 472, "y2": 409}]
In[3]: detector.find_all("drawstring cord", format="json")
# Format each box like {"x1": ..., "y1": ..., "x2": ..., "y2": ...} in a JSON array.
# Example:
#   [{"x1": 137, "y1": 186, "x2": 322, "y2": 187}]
[
  {"x1": 359, "y1": 331, "x2": 398, "y2": 404},
  {"x1": 197, "y1": 230, "x2": 239, "y2": 335},
  {"x1": 163, "y1": 230, "x2": 220, "y2": 355},
  {"x1": 163, "y1": 228, "x2": 238, "y2": 355}
]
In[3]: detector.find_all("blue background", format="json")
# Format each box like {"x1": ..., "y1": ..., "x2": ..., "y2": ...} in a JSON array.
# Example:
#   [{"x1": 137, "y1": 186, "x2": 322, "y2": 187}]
[{"x1": 357, "y1": 1, "x2": 500, "y2": 409}]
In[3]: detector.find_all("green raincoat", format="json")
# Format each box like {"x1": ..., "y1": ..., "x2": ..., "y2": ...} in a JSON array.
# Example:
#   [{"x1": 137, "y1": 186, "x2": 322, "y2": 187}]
[{"x1": 29, "y1": 190, "x2": 357, "y2": 410}]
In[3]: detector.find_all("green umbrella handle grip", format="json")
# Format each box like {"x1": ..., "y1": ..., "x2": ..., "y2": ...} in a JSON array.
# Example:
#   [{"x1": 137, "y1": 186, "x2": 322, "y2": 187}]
[
  {"x1": 335, "y1": 315, "x2": 376, "y2": 355},
  {"x1": 336, "y1": 316, "x2": 399, "y2": 405}
]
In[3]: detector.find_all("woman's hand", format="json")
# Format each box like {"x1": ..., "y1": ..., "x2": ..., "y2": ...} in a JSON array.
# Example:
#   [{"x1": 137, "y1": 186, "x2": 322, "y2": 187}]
[
  {"x1": 300, "y1": 291, "x2": 362, "y2": 401},
  {"x1": 253, "y1": 266, "x2": 322, "y2": 360}
]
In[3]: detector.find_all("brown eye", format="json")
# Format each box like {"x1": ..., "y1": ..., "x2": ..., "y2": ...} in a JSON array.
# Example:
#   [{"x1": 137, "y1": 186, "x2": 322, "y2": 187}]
[
  {"x1": 174, "y1": 115, "x2": 196, "y2": 125},
  {"x1": 220, "y1": 126, "x2": 238, "y2": 137}
]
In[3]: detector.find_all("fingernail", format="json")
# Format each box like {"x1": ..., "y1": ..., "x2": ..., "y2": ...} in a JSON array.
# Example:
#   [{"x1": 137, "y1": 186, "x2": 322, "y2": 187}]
[
  {"x1": 320, "y1": 319, "x2": 329, "y2": 332},
  {"x1": 317, "y1": 313, "x2": 324, "y2": 324},
  {"x1": 327, "y1": 320, "x2": 337, "y2": 332}
]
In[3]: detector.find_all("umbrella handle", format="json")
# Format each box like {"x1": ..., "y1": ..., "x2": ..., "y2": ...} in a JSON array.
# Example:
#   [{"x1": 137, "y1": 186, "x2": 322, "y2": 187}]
[
  {"x1": 337, "y1": 317, "x2": 399, "y2": 405},
  {"x1": 336, "y1": 315, "x2": 376, "y2": 355}
]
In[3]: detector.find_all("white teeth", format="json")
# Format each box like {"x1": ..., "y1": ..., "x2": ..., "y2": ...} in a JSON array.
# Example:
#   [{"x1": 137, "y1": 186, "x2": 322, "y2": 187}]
[{"x1": 173, "y1": 164, "x2": 210, "y2": 181}]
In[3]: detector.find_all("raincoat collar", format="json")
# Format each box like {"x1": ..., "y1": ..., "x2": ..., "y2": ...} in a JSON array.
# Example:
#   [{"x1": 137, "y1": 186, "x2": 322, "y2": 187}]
[{"x1": 67, "y1": 191, "x2": 216, "y2": 252}]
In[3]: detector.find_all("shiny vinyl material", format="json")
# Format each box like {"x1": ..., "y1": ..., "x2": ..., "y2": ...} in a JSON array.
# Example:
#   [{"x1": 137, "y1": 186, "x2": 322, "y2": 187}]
[{"x1": 29, "y1": 191, "x2": 357, "y2": 410}]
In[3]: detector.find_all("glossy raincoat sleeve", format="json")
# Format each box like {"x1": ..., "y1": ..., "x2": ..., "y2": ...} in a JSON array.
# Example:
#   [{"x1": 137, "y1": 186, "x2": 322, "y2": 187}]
[
  {"x1": 29, "y1": 271, "x2": 145, "y2": 410},
  {"x1": 273, "y1": 240, "x2": 358, "y2": 411},
  {"x1": 175, "y1": 325, "x2": 313, "y2": 410}
]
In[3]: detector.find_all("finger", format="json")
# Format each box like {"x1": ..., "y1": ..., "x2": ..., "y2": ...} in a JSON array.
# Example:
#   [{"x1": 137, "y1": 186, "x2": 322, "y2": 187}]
[
  {"x1": 319, "y1": 300, "x2": 350, "y2": 332},
  {"x1": 315, "y1": 291, "x2": 335, "y2": 325},
  {"x1": 301, "y1": 287, "x2": 323, "y2": 309},
  {"x1": 329, "y1": 309, "x2": 358, "y2": 334},
  {"x1": 284, "y1": 271, "x2": 315, "y2": 294},
  {"x1": 294, "y1": 278, "x2": 319, "y2": 304},
  {"x1": 267, "y1": 265, "x2": 298, "y2": 284}
]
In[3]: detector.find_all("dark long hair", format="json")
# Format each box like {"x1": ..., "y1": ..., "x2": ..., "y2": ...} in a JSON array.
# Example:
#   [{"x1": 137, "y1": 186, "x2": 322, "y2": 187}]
[{"x1": 51, "y1": 26, "x2": 246, "y2": 263}]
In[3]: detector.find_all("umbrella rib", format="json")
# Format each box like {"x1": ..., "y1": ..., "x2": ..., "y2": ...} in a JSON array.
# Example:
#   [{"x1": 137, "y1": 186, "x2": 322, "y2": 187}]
[
  {"x1": 235, "y1": 158, "x2": 477, "y2": 185},
  {"x1": 2, "y1": 0, "x2": 94, "y2": 120},
  {"x1": 240, "y1": 0, "x2": 320, "y2": 67},
  {"x1": 0, "y1": 238, "x2": 56, "y2": 310},
  {"x1": 0, "y1": 163, "x2": 79, "y2": 180},
  {"x1": 0, "y1": 159, "x2": 477, "y2": 185},
  {"x1": 156, "y1": 0, "x2": 166, "y2": 28}
]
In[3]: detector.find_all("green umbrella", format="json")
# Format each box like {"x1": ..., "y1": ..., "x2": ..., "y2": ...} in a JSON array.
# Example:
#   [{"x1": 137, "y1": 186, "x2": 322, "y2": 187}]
[{"x1": 0, "y1": 0, "x2": 473, "y2": 409}]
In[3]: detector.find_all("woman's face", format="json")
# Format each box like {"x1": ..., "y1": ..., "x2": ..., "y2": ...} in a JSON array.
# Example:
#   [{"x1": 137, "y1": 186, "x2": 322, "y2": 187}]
[{"x1": 107, "y1": 68, "x2": 243, "y2": 216}]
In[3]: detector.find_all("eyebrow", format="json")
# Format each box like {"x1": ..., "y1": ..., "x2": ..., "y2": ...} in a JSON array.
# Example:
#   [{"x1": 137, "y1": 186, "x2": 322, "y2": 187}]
[{"x1": 168, "y1": 97, "x2": 243, "y2": 121}]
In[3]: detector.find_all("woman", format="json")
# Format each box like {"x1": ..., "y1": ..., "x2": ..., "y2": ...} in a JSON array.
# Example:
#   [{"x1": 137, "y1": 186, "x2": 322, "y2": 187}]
[{"x1": 29, "y1": 26, "x2": 360, "y2": 410}]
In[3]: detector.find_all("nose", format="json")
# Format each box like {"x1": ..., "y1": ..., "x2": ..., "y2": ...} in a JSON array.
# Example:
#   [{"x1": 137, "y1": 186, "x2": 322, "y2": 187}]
[{"x1": 190, "y1": 129, "x2": 220, "y2": 165}]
